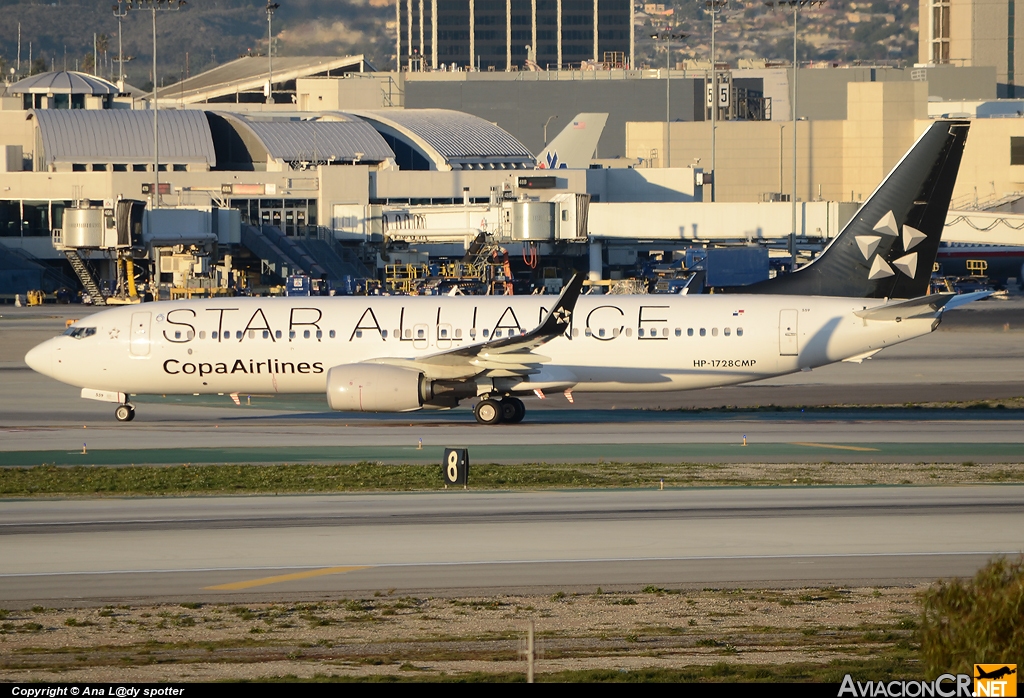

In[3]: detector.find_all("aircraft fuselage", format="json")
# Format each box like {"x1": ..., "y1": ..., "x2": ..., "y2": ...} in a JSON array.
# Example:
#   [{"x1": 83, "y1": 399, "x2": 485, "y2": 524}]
[{"x1": 26, "y1": 294, "x2": 934, "y2": 400}]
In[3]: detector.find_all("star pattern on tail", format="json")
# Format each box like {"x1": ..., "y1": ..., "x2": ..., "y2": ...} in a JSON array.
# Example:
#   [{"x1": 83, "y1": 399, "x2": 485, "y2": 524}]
[{"x1": 856, "y1": 210, "x2": 925, "y2": 281}]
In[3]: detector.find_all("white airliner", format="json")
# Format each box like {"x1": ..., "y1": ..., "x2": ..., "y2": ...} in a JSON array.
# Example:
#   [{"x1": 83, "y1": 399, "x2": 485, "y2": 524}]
[{"x1": 25, "y1": 120, "x2": 979, "y2": 425}]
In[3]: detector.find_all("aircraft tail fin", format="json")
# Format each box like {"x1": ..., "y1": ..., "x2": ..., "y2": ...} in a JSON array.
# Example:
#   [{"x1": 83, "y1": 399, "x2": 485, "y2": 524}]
[
  {"x1": 742, "y1": 120, "x2": 970, "y2": 298},
  {"x1": 536, "y1": 113, "x2": 609, "y2": 170}
]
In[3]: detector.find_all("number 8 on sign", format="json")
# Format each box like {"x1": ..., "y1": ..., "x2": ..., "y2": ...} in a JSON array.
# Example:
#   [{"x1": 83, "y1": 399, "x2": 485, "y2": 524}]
[
  {"x1": 443, "y1": 448, "x2": 469, "y2": 487},
  {"x1": 447, "y1": 451, "x2": 459, "y2": 481}
]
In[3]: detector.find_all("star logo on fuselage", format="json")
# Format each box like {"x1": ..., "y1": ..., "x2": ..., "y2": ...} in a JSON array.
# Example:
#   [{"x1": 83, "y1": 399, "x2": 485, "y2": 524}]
[{"x1": 108, "y1": 328, "x2": 120, "y2": 340}]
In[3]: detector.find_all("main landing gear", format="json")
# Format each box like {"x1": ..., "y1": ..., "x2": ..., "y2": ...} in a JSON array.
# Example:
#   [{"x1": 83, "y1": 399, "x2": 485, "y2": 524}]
[
  {"x1": 114, "y1": 403, "x2": 136, "y2": 422},
  {"x1": 473, "y1": 396, "x2": 526, "y2": 425}
]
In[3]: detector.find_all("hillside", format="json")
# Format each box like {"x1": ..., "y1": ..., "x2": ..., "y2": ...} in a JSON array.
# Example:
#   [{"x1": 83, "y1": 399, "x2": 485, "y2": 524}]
[
  {"x1": 0, "y1": 0, "x2": 918, "y2": 87},
  {"x1": 0, "y1": 0, "x2": 394, "y2": 88}
]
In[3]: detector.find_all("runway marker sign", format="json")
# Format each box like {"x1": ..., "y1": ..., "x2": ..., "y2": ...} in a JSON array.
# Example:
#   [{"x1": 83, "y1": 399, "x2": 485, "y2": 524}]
[{"x1": 444, "y1": 448, "x2": 469, "y2": 488}]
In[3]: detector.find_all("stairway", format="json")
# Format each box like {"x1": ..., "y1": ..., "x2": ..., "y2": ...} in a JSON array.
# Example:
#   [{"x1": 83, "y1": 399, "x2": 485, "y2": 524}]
[
  {"x1": 241, "y1": 225, "x2": 324, "y2": 280},
  {"x1": 0, "y1": 244, "x2": 81, "y2": 297},
  {"x1": 241, "y1": 225, "x2": 372, "y2": 284},
  {"x1": 292, "y1": 238, "x2": 372, "y2": 280},
  {"x1": 64, "y1": 250, "x2": 106, "y2": 305}
]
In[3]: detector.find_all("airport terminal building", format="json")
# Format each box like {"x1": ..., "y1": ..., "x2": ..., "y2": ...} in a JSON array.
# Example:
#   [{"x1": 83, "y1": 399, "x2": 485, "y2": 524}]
[{"x1": 2, "y1": 50, "x2": 1024, "y2": 302}]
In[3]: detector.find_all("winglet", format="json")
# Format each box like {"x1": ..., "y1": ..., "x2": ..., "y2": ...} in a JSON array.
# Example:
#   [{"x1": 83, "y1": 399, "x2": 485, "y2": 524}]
[
  {"x1": 533, "y1": 274, "x2": 584, "y2": 339},
  {"x1": 383, "y1": 274, "x2": 584, "y2": 379}
]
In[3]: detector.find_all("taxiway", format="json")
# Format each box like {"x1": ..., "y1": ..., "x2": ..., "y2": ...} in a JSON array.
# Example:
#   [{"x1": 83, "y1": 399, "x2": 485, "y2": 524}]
[{"x1": 1, "y1": 486, "x2": 1022, "y2": 606}]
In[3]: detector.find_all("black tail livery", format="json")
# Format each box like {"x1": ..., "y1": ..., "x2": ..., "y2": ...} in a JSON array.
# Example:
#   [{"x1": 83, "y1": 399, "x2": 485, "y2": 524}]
[{"x1": 743, "y1": 120, "x2": 970, "y2": 298}]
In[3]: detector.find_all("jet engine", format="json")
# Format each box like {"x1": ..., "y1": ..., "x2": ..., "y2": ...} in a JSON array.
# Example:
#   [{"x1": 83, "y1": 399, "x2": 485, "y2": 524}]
[{"x1": 326, "y1": 364, "x2": 476, "y2": 412}]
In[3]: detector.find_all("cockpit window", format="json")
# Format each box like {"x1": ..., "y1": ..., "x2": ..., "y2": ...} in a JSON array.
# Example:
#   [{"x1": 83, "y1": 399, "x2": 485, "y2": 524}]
[{"x1": 63, "y1": 327, "x2": 97, "y2": 339}]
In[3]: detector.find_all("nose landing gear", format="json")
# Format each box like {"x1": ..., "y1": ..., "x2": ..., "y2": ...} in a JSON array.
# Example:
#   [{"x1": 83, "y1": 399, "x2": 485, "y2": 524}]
[
  {"x1": 115, "y1": 403, "x2": 136, "y2": 422},
  {"x1": 473, "y1": 396, "x2": 526, "y2": 425}
]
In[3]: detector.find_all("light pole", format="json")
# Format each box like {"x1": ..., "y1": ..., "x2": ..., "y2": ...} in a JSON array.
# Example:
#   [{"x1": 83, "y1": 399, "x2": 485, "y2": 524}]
[
  {"x1": 112, "y1": 2, "x2": 128, "y2": 91},
  {"x1": 266, "y1": 1, "x2": 280, "y2": 104},
  {"x1": 543, "y1": 114, "x2": 558, "y2": 147},
  {"x1": 765, "y1": 0, "x2": 826, "y2": 263},
  {"x1": 125, "y1": 0, "x2": 187, "y2": 210},
  {"x1": 705, "y1": 0, "x2": 726, "y2": 201},
  {"x1": 650, "y1": 30, "x2": 686, "y2": 168}
]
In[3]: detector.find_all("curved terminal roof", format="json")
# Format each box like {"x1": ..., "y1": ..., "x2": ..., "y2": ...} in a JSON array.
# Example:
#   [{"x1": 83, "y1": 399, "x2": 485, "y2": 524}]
[
  {"x1": 224, "y1": 114, "x2": 394, "y2": 165},
  {"x1": 32, "y1": 110, "x2": 216, "y2": 167},
  {"x1": 10, "y1": 71, "x2": 120, "y2": 95},
  {"x1": 352, "y1": 109, "x2": 535, "y2": 170},
  {"x1": 154, "y1": 55, "x2": 373, "y2": 103}
]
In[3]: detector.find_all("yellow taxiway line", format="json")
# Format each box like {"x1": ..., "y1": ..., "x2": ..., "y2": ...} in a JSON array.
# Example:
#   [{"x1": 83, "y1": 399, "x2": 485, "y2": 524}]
[
  {"x1": 790, "y1": 442, "x2": 880, "y2": 452},
  {"x1": 204, "y1": 566, "x2": 369, "y2": 591}
]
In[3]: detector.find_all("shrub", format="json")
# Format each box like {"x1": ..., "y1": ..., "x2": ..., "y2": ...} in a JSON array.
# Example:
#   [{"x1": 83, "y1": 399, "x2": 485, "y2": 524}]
[{"x1": 919, "y1": 557, "x2": 1024, "y2": 678}]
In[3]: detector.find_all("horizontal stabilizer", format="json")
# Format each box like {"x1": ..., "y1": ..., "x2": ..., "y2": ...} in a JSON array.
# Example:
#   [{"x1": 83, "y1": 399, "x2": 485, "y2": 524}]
[
  {"x1": 941, "y1": 290, "x2": 993, "y2": 312},
  {"x1": 854, "y1": 291, "x2": 991, "y2": 322}
]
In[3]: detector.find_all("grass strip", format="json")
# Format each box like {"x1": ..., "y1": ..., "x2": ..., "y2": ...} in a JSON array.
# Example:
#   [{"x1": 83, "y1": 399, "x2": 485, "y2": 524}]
[
  {"x1": 253, "y1": 655, "x2": 919, "y2": 683},
  {"x1": 2, "y1": 461, "x2": 1024, "y2": 497},
  {"x1": 0, "y1": 462, "x2": 692, "y2": 496}
]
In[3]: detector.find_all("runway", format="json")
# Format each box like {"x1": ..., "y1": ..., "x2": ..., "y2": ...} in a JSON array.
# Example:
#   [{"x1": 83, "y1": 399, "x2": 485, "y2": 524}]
[
  {"x1": 1, "y1": 486, "x2": 1022, "y2": 606},
  {"x1": 2, "y1": 304, "x2": 1023, "y2": 604}
]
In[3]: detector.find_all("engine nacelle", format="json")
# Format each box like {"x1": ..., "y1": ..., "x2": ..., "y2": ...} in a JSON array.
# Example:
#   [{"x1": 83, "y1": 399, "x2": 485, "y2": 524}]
[{"x1": 326, "y1": 364, "x2": 428, "y2": 412}]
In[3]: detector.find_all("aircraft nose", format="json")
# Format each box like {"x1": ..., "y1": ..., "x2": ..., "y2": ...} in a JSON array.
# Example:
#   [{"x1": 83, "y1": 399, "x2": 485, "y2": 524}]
[{"x1": 24, "y1": 339, "x2": 54, "y2": 377}]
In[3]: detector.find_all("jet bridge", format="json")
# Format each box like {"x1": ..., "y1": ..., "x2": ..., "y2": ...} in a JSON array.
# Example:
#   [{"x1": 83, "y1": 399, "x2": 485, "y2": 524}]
[{"x1": 52, "y1": 199, "x2": 145, "y2": 305}]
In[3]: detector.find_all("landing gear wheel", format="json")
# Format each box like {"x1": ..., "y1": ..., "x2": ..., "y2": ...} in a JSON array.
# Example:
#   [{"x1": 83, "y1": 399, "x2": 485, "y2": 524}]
[
  {"x1": 474, "y1": 398, "x2": 503, "y2": 425},
  {"x1": 115, "y1": 404, "x2": 135, "y2": 422},
  {"x1": 500, "y1": 397, "x2": 526, "y2": 424}
]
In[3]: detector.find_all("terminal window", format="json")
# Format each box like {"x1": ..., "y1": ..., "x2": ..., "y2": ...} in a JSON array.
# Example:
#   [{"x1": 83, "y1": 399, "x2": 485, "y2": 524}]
[{"x1": 1012, "y1": 137, "x2": 1024, "y2": 165}]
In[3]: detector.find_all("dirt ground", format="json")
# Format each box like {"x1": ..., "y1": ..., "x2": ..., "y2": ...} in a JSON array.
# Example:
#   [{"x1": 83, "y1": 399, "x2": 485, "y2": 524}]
[{"x1": 0, "y1": 585, "x2": 923, "y2": 682}]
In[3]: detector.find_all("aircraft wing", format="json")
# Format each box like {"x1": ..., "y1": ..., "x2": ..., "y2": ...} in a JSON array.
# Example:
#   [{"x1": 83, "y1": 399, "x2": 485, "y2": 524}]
[
  {"x1": 368, "y1": 274, "x2": 584, "y2": 380},
  {"x1": 854, "y1": 291, "x2": 991, "y2": 322}
]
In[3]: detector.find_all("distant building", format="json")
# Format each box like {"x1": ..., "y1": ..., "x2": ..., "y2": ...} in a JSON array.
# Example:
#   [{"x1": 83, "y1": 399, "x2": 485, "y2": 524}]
[
  {"x1": 7, "y1": 71, "x2": 122, "y2": 111},
  {"x1": 395, "y1": 0, "x2": 633, "y2": 72},
  {"x1": 919, "y1": 0, "x2": 1024, "y2": 96}
]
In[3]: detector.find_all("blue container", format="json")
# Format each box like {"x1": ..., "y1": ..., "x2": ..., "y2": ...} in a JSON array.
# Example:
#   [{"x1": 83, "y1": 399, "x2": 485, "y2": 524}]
[
  {"x1": 705, "y1": 247, "x2": 770, "y2": 287},
  {"x1": 286, "y1": 275, "x2": 311, "y2": 296}
]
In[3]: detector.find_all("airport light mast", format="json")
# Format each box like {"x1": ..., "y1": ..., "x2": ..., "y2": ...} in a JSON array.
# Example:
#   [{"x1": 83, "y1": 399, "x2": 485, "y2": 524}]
[
  {"x1": 112, "y1": 2, "x2": 128, "y2": 91},
  {"x1": 123, "y1": 0, "x2": 188, "y2": 211},
  {"x1": 266, "y1": 1, "x2": 280, "y2": 104},
  {"x1": 649, "y1": 30, "x2": 687, "y2": 169},
  {"x1": 765, "y1": 0, "x2": 827, "y2": 265},
  {"x1": 706, "y1": 0, "x2": 726, "y2": 202}
]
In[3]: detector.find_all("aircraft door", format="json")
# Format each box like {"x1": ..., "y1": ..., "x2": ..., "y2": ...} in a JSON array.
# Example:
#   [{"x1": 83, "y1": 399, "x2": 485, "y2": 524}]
[
  {"x1": 779, "y1": 309, "x2": 799, "y2": 356},
  {"x1": 436, "y1": 323, "x2": 453, "y2": 349},
  {"x1": 130, "y1": 312, "x2": 152, "y2": 357},
  {"x1": 413, "y1": 323, "x2": 429, "y2": 350}
]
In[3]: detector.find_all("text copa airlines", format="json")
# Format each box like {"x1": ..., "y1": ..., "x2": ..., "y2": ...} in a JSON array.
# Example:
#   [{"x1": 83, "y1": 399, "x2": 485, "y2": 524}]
[{"x1": 163, "y1": 358, "x2": 325, "y2": 376}]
